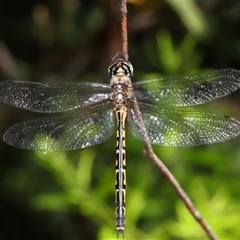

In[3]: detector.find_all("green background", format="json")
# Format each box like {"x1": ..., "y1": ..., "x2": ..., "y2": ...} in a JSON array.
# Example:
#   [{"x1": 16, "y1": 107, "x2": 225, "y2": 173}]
[{"x1": 1, "y1": 0, "x2": 240, "y2": 239}]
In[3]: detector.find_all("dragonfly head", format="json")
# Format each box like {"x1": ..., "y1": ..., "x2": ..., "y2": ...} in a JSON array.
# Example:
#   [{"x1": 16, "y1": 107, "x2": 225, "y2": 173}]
[{"x1": 108, "y1": 59, "x2": 133, "y2": 77}]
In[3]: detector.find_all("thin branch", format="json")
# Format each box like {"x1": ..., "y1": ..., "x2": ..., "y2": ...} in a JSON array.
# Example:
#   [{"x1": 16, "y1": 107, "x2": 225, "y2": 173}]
[
  {"x1": 119, "y1": 0, "x2": 128, "y2": 60},
  {"x1": 144, "y1": 146, "x2": 218, "y2": 240}
]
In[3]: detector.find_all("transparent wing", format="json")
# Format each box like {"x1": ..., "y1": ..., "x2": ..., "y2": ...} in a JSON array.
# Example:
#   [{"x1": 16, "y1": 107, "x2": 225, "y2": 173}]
[
  {"x1": 133, "y1": 69, "x2": 240, "y2": 106},
  {"x1": 128, "y1": 102, "x2": 240, "y2": 147},
  {"x1": 0, "y1": 80, "x2": 111, "y2": 112},
  {"x1": 3, "y1": 102, "x2": 114, "y2": 151}
]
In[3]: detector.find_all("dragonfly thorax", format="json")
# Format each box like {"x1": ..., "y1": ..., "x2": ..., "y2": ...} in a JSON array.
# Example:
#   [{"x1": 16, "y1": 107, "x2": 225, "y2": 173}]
[{"x1": 111, "y1": 79, "x2": 132, "y2": 105}]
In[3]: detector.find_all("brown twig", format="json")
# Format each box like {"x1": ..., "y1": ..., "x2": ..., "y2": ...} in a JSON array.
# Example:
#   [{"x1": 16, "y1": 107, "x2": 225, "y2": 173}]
[
  {"x1": 144, "y1": 146, "x2": 218, "y2": 240},
  {"x1": 119, "y1": 0, "x2": 219, "y2": 239},
  {"x1": 119, "y1": 0, "x2": 128, "y2": 60}
]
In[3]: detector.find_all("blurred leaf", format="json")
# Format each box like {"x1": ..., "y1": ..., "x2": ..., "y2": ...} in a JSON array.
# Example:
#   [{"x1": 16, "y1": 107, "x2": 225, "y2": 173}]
[
  {"x1": 166, "y1": 0, "x2": 208, "y2": 37},
  {"x1": 31, "y1": 193, "x2": 68, "y2": 210}
]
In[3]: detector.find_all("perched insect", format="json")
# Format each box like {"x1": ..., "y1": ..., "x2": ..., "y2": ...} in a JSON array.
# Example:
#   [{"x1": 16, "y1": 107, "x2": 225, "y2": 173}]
[{"x1": 1, "y1": 59, "x2": 240, "y2": 236}]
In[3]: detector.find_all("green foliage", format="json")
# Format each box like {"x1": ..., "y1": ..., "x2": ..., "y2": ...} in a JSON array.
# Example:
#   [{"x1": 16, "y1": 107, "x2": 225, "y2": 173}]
[
  {"x1": 166, "y1": 0, "x2": 208, "y2": 37},
  {"x1": 144, "y1": 30, "x2": 204, "y2": 76},
  {"x1": 1, "y1": 1, "x2": 240, "y2": 240}
]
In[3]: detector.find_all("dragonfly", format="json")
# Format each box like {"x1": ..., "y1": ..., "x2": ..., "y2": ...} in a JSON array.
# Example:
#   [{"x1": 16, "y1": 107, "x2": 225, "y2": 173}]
[{"x1": 1, "y1": 58, "x2": 240, "y2": 237}]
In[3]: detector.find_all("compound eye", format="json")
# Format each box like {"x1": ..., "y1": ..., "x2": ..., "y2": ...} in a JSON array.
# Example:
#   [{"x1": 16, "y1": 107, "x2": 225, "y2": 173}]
[
  {"x1": 108, "y1": 64, "x2": 117, "y2": 76},
  {"x1": 121, "y1": 60, "x2": 133, "y2": 76},
  {"x1": 125, "y1": 61, "x2": 133, "y2": 76}
]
